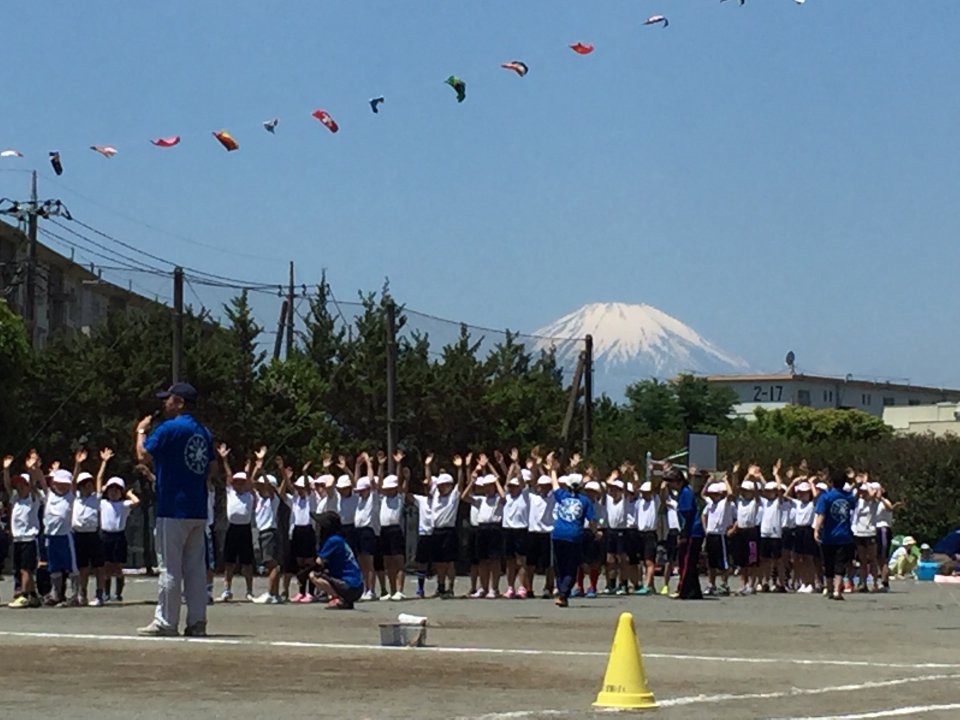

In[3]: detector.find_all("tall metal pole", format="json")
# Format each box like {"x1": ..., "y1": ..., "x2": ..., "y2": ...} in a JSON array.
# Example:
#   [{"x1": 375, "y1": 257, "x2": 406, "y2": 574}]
[
  {"x1": 385, "y1": 300, "x2": 397, "y2": 475},
  {"x1": 273, "y1": 299, "x2": 288, "y2": 361},
  {"x1": 172, "y1": 267, "x2": 184, "y2": 383},
  {"x1": 285, "y1": 261, "x2": 295, "y2": 358},
  {"x1": 24, "y1": 171, "x2": 38, "y2": 346},
  {"x1": 582, "y1": 334, "x2": 593, "y2": 458}
]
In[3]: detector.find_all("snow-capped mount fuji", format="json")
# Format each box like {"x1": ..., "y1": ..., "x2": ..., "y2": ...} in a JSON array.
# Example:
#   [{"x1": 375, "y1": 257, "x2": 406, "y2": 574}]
[{"x1": 532, "y1": 302, "x2": 751, "y2": 398}]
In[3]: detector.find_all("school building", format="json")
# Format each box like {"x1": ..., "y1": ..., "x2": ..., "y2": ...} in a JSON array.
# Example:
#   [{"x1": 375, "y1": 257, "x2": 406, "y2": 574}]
[{"x1": 705, "y1": 373, "x2": 960, "y2": 420}]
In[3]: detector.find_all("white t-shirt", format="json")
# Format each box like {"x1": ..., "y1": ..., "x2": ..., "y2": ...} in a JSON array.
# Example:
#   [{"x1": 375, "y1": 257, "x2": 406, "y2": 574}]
[
  {"x1": 527, "y1": 491, "x2": 555, "y2": 533},
  {"x1": 431, "y1": 487, "x2": 459, "y2": 529},
  {"x1": 316, "y1": 491, "x2": 336, "y2": 516},
  {"x1": 704, "y1": 497, "x2": 734, "y2": 535},
  {"x1": 589, "y1": 498, "x2": 605, "y2": 529},
  {"x1": 100, "y1": 499, "x2": 134, "y2": 533},
  {"x1": 379, "y1": 493, "x2": 404, "y2": 528},
  {"x1": 735, "y1": 497, "x2": 758, "y2": 528},
  {"x1": 472, "y1": 494, "x2": 504, "y2": 525},
  {"x1": 72, "y1": 493, "x2": 101, "y2": 532},
  {"x1": 355, "y1": 491, "x2": 381, "y2": 532},
  {"x1": 411, "y1": 495, "x2": 432, "y2": 535},
  {"x1": 44, "y1": 490, "x2": 74, "y2": 537},
  {"x1": 780, "y1": 499, "x2": 796, "y2": 529},
  {"x1": 637, "y1": 496, "x2": 661, "y2": 532},
  {"x1": 605, "y1": 495, "x2": 628, "y2": 530},
  {"x1": 11, "y1": 492, "x2": 41, "y2": 539},
  {"x1": 469, "y1": 496, "x2": 480, "y2": 527},
  {"x1": 664, "y1": 494, "x2": 680, "y2": 531},
  {"x1": 338, "y1": 493, "x2": 358, "y2": 525},
  {"x1": 875, "y1": 502, "x2": 893, "y2": 529},
  {"x1": 502, "y1": 490, "x2": 529, "y2": 530},
  {"x1": 852, "y1": 498, "x2": 879, "y2": 537},
  {"x1": 625, "y1": 498, "x2": 639, "y2": 529},
  {"x1": 284, "y1": 493, "x2": 317, "y2": 530},
  {"x1": 226, "y1": 487, "x2": 255, "y2": 525},
  {"x1": 794, "y1": 499, "x2": 815, "y2": 527},
  {"x1": 255, "y1": 494, "x2": 280, "y2": 532},
  {"x1": 759, "y1": 497, "x2": 783, "y2": 539}
]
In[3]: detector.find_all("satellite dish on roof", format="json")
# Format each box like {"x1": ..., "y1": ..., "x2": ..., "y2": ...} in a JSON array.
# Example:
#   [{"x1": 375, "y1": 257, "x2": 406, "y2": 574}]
[{"x1": 786, "y1": 351, "x2": 796, "y2": 374}]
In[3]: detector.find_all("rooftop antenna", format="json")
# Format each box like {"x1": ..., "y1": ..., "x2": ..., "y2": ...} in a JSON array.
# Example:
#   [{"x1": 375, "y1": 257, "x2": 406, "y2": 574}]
[{"x1": 786, "y1": 350, "x2": 796, "y2": 376}]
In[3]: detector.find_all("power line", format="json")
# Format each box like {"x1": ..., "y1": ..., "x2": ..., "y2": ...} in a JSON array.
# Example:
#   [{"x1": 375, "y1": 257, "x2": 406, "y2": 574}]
[{"x1": 46, "y1": 219, "x2": 169, "y2": 274}]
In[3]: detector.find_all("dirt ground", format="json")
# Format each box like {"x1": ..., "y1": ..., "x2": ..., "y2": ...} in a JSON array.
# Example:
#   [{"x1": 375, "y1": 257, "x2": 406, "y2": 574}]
[{"x1": 1, "y1": 577, "x2": 959, "y2": 719}]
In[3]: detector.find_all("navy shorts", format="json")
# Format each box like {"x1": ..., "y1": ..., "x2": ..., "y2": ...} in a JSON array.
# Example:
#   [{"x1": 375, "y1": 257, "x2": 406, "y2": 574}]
[
  {"x1": 705, "y1": 534, "x2": 729, "y2": 571},
  {"x1": 582, "y1": 531, "x2": 603, "y2": 565},
  {"x1": 102, "y1": 530, "x2": 128, "y2": 565},
  {"x1": 793, "y1": 526, "x2": 817, "y2": 556},
  {"x1": 357, "y1": 526, "x2": 379, "y2": 556},
  {"x1": 13, "y1": 539, "x2": 39, "y2": 575},
  {"x1": 502, "y1": 528, "x2": 528, "y2": 558},
  {"x1": 605, "y1": 528, "x2": 629, "y2": 557},
  {"x1": 46, "y1": 535, "x2": 76, "y2": 574},
  {"x1": 74, "y1": 531, "x2": 105, "y2": 569},
  {"x1": 415, "y1": 534, "x2": 433, "y2": 565},
  {"x1": 638, "y1": 531, "x2": 658, "y2": 563},
  {"x1": 431, "y1": 527, "x2": 459, "y2": 564},
  {"x1": 664, "y1": 529, "x2": 680, "y2": 564},
  {"x1": 379, "y1": 525, "x2": 405, "y2": 557},
  {"x1": 526, "y1": 532, "x2": 552, "y2": 572},
  {"x1": 476, "y1": 524, "x2": 502, "y2": 560},
  {"x1": 223, "y1": 523, "x2": 255, "y2": 566}
]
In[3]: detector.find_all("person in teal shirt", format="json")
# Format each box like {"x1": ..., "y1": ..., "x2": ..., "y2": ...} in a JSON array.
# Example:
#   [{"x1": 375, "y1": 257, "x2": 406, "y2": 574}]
[{"x1": 309, "y1": 511, "x2": 363, "y2": 609}]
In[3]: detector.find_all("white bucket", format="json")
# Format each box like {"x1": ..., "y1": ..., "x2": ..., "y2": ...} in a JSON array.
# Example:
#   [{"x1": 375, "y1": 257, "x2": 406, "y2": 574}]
[{"x1": 379, "y1": 623, "x2": 428, "y2": 647}]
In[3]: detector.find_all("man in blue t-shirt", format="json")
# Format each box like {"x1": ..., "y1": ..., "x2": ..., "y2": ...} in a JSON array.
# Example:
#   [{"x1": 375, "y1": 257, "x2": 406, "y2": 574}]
[
  {"x1": 814, "y1": 469, "x2": 857, "y2": 601},
  {"x1": 669, "y1": 469, "x2": 705, "y2": 600},
  {"x1": 549, "y1": 468, "x2": 597, "y2": 607},
  {"x1": 309, "y1": 512, "x2": 364, "y2": 609},
  {"x1": 135, "y1": 382, "x2": 215, "y2": 636}
]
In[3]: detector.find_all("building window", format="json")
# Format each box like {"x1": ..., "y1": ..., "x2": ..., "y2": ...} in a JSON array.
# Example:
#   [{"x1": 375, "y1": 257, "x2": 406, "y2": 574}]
[
  {"x1": 861, "y1": 394, "x2": 872, "y2": 406},
  {"x1": 798, "y1": 389, "x2": 811, "y2": 406},
  {"x1": 883, "y1": 397, "x2": 895, "y2": 407},
  {"x1": 908, "y1": 399, "x2": 921, "y2": 406}
]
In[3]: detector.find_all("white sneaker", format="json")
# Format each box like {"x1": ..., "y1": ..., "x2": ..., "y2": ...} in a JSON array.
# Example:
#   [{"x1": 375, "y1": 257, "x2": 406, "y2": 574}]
[
  {"x1": 137, "y1": 621, "x2": 178, "y2": 637},
  {"x1": 220, "y1": 590, "x2": 233, "y2": 602},
  {"x1": 245, "y1": 593, "x2": 255, "y2": 602},
  {"x1": 266, "y1": 595, "x2": 281, "y2": 605},
  {"x1": 88, "y1": 597, "x2": 104, "y2": 607},
  {"x1": 379, "y1": 593, "x2": 391, "y2": 602},
  {"x1": 251, "y1": 592, "x2": 272, "y2": 604},
  {"x1": 360, "y1": 590, "x2": 375, "y2": 602},
  {"x1": 390, "y1": 591, "x2": 405, "y2": 601},
  {"x1": 798, "y1": 584, "x2": 813, "y2": 594}
]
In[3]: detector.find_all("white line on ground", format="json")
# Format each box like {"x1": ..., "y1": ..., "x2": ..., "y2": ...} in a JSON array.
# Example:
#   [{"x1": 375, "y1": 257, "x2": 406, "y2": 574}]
[
  {"x1": 770, "y1": 703, "x2": 960, "y2": 720},
  {"x1": 659, "y1": 674, "x2": 960, "y2": 707},
  {"x1": 0, "y1": 630, "x2": 958, "y2": 673}
]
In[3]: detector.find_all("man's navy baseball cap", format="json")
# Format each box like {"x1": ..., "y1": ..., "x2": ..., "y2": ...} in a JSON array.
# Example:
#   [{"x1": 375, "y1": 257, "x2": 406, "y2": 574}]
[{"x1": 156, "y1": 382, "x2": 198, "y2": 402}]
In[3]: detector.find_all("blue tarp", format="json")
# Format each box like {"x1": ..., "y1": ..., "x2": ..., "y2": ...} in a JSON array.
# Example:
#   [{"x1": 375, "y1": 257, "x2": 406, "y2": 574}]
[{"x1": 933, "y1": 529, "x2": 960, "y2": 557}]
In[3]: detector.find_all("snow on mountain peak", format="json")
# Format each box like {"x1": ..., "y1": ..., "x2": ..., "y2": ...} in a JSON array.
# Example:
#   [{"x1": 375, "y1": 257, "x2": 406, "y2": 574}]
[{"x1": 532, "y1": 302, "x2": 750, "y2": 396}]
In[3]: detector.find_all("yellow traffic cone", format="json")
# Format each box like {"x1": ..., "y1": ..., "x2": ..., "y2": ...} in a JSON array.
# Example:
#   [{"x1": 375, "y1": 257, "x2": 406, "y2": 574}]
[{"x1": 593, "y1": 612, "x2": 657, "y2": 710}]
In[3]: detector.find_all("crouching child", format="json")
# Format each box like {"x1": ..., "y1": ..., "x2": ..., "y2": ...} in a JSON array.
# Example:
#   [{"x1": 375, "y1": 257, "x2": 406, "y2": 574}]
[{"x1": 307, "y1": 511, "x2": 364, "y2": 610}]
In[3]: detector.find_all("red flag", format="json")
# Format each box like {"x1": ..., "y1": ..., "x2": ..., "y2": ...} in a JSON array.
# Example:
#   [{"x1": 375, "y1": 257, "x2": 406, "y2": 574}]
[
  {"x1": 570, "y1": 43, "x2": 594, "y2": 55},
  {"x1": 312, "y1": 110, "x2": 339, "y2": 133},
  {"x1": 150, "y1": 136, "x2": 181, "y2": 148},
  {"x1": 212, "y1": 131, "x2": 239, "y2": 152}
]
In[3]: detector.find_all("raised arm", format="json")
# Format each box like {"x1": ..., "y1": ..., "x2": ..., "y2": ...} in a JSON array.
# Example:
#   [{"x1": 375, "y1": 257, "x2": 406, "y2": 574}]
[
  {"x1": 547, "y1": 452, "x2": 560, "y2": 492},
  {"x1": 26, "y1": 450, "x2": 47, "y2": 494},
  {"x1": 135, "y1": 415, "x2": 153, "y2": 463},
  {"x1": 96, "y1": 447, "x2": 113, "y2": 495},
  {"x1": 217, "y1": 444, "x2": 233, "y2": 484},
  {"x1": 2, "y1": 454, "x2": 12, "y2": 496},
  {"x1": 251, "y1": 446, "x2": 267, "y2": 482},
  {"x1": 126, "y1": 488, "x2": 141, "y2": 508},
  {"x1": 72, "y1": 448, "x2": 88, "y2": 482}
]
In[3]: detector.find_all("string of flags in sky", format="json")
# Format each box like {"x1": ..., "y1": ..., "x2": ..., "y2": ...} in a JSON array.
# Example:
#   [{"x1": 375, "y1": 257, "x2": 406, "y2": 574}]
[{"x1": 1, "y1": 2, "x2": 809, "y2": 177}]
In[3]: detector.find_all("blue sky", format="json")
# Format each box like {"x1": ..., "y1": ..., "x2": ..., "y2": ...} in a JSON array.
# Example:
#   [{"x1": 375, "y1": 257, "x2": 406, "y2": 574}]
[{"x1": 2, "y1": 1, "x2": 960, "y2": 387}]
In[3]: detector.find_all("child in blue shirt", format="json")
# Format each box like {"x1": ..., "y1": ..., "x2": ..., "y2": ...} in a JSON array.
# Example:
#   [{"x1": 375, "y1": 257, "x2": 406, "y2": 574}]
[
  {"x1": 308, "y1": 511, "x2": 363, "y2": 609},
  {"x1": 548, "y1": 457, "x2": 598, "y2": 608}
]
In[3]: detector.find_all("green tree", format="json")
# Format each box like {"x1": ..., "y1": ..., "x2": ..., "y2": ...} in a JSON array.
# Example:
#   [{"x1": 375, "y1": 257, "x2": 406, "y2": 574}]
[{"x1": 0, "y1": 299, "x2": 31, "y2": 448}]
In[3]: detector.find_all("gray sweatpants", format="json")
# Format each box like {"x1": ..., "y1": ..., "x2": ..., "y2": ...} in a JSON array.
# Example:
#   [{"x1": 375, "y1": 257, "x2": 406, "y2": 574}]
[{"x1": 154, "y1": 517, "x2": 207, "y2": 630}]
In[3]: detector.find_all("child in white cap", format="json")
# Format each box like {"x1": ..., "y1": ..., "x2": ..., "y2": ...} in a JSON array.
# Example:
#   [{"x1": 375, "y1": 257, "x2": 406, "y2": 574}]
[
  {"x1": 785, "y1": 475, "x2": 819, "y2": 593},
  {"x1": 701, "y1": 476, "x2": 735, "y2": 596},
  {"x1": 3, "y1": 451, "x2": 44, "y2": 608},
  {"x1": 217, "y1": 445, "x2": 258, "y2": 602},
  {"x1": 757, "y1": 463, "x2": 787, "y2": 592},
  {"x1": 603, "y1": 471, "x2": 630, "y2": 595},
  {"x1": 463, "y1": 455, "x2": 505, "y2": 599},
  {"x1": 430, "y1": 456, "x2": 462, "y2": 598},
  {"x1": 100, "y1": 463, "x2": 140, "y2": 603},
  {"x1": 578, "y1": 475, "x2": 604, "y2": 598},
  {"x1": 353, "y1": 453, "x2": 383, "y2": 600},
  {"x1": 729, "y1": 465, "x2": 760, "y2": 595},
  {"x1": 410, "y1": 454, "x2": 436, "y2": 599},
  {"x1": 279, "y1": 456, "x2": 317, "y2": 602},
  {"x1": 501, "y1": 454, "x2": 531, "y2": 599},
  {"x1": 526, "y1": 469, "x2": 556, "y2": 598},
  {"x1": 252, "y1": 448, "x2": 282, "y2": 605},
  {"x1": 72, "y1": 448, "x2": 111, "y2": 606},
  {"x1": 635, "y1": 479, "x2": 660, "y2": 595},
  {"x1": 378, "y1": 452, "x2": 407, "y2": 601},
  {"x1": 43, "y1": 463, "x2": 78, "y2": 606}
]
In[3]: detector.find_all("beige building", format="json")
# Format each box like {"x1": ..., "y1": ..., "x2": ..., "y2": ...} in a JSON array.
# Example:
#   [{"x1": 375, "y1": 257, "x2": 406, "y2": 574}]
[
  {"x1": 707, "y1": 373, "x2": 960, "y2": 420},
  {"x1": 883, "y1": 402, "x2": 960, "y2": 437},
  {"x1": 0, "y1": 221, "x2": 161, "y2": 346}
]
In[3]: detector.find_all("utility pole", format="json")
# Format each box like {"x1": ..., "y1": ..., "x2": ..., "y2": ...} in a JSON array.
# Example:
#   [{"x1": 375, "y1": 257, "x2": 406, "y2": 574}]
[
  {"x1": 582, "y1": 334, "x2": 593, "y2": 458},
  {"x1": 285, "y1": 261, "x2": 295, "y2": 358},
  {"x1": 385, "y1": 300, "x2": 398, "y2": 475},
  {"x1": 172, "y1": 267, "x2": 184, "y2": 383},
  {"x1": 0, "y1": 175, "x2": 71, "y2": 349},
  {"x1": 24, "y1": 171, "x2": 38, "y2": 346}
]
